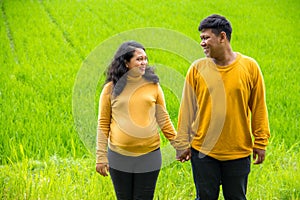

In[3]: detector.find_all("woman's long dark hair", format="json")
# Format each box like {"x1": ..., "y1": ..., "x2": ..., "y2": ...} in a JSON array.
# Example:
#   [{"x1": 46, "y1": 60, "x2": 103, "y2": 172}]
[{"x1": 104, "y1": 41, "x2": 159, "y2": 96}]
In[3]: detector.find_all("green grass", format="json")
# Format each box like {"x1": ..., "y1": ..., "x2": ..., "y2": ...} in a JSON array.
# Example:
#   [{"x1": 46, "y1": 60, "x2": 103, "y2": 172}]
[
  {"x1": 0, "y1": 0, "x2": 299, "y2": 199},
  {"x1": 0, "y1": 142, "x2": 299, "y2": 199}
]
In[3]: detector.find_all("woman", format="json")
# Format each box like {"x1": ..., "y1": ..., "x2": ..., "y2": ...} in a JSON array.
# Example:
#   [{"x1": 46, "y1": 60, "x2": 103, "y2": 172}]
[{"x1": 96, "y1": 41, "x2": 177, "y2": 200}]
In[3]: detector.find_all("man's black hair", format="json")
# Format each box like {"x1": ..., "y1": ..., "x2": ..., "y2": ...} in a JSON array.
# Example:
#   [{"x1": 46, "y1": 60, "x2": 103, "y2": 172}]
[{"x1": 198, "y1": 14, "x2": 232, "y2": 42}]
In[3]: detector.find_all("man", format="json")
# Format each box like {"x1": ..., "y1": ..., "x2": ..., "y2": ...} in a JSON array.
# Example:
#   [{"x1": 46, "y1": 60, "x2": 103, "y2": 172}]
[{"x1": 175, "y1": 14, "x2": 270, "y2": 199}]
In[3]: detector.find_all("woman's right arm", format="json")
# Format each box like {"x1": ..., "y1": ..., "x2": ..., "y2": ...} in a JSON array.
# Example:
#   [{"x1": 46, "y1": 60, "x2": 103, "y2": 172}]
[{"x1": 96, "y1": 83, "x2": 112, "y2": 175}]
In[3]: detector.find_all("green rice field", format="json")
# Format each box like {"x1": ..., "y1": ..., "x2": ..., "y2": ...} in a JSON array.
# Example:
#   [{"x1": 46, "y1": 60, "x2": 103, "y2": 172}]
[{"x1": 0, "y1": 0, "x2": 299, "y2": 199}]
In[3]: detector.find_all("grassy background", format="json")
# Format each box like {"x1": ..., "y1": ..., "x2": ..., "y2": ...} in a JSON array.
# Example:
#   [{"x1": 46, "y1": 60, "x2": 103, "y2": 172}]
[{"x1": 0, "y1": 0, "x2": 299, "y2": 199}]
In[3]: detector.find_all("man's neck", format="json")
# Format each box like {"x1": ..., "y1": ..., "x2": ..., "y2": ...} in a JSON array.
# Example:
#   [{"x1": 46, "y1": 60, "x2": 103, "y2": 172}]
[{"x1": 213, "y1": 49, "x2": 237, "y2": 66}]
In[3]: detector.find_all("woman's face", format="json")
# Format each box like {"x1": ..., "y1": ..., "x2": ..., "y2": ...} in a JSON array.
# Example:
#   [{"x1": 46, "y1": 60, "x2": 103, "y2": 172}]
[{"x1": 126, "y1": 48, "x2": 148, "y2": 75}]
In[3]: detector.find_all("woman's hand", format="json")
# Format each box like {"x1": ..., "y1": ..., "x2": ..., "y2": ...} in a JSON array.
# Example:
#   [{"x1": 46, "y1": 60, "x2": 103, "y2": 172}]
[
  {"x1": 96, "y1": 163, "x2": 110, "y2": 176},
  {"x1": 176, "y1": 148, "x2": 191, "y2": 162}
]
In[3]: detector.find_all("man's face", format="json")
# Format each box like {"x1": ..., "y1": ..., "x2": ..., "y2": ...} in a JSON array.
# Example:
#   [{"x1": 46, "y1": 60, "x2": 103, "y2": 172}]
[{"x1": 200, "y1": 29, "x2": 221, "y2": 58}]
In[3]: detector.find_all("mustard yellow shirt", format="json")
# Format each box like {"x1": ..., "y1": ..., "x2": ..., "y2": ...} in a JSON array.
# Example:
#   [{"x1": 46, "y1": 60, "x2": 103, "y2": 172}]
[
  {"x1": 176, "y1": 53, "x2": 270, "y2": 161},
  {"x1": 96, "y1": 70, "x2": 177, "y2": 163}
]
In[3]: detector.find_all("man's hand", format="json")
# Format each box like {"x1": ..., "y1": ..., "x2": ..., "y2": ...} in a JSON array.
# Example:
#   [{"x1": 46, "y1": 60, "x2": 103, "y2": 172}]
[
  {"x1": 96, "y1": 163, "x2": 110, "y2": 176},
  {"x1": 176, "y1": 148, "x2": 191, "y2": 162},
  {"x1": 253, "y1": 148, "x2": 266, "y2": 164}
]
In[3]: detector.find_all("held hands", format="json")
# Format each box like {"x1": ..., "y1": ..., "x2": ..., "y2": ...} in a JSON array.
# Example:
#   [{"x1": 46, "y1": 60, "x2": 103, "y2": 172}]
[
  {"x1": 176, "y1": 148, "x2": 191, "y2": 162},
  {"x1": 253, "y1": 148, "x2": 266, "y2": 164},
  {"x1": 96, "y1": 163, "x2": 110, "y2": 176}
]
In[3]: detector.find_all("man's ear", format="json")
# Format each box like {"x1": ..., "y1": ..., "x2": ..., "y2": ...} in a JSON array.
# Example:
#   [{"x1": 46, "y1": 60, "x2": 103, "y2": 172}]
[{"x1": 220, "y1": 31, "x2": 227, "y2": 43}]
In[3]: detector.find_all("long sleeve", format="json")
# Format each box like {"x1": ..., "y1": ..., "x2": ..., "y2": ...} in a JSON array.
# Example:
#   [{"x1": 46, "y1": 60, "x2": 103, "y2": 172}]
[
  {"x1": 155, "y1": 84, "x2": 177, "y2": 142},
  {"x1": 96, "y1": 82, "x2": 112, "y2": 164},
  {"x1": 175, "y1": 66, "x2": 199, "y2": 150},
  {"x1": 248, "y1": 61, "x2": 270, "y2": 150}
]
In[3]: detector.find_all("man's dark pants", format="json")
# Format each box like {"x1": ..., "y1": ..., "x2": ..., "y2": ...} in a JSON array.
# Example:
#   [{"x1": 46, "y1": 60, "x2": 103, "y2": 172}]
[{"x1": 191, "y1": 148, "x2": 250, "y2": 200}]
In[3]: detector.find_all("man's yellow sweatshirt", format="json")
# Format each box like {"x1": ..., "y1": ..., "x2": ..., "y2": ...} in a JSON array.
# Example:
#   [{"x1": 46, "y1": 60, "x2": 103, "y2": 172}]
[{"x1": 175, "y1": 53, "x2": 270, "y2": 161}]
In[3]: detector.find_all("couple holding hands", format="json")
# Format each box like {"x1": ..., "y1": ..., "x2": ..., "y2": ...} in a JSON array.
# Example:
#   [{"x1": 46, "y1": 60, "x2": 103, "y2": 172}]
[{"x1": 96, "y1": 14, "x2": 270, "y2": 200}]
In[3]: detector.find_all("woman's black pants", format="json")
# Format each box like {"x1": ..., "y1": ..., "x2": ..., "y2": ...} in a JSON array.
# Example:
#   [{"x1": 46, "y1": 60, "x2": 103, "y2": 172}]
[{"x1": 108, "y1": 148, "x2": 161, "y2": 200}]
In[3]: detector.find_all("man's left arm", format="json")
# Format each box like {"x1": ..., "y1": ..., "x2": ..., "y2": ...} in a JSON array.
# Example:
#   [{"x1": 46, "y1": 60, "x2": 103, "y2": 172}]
[{"x1": 249, "y1": 61, "x2": 271, "y2": 164}]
